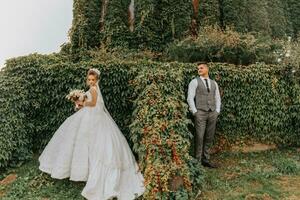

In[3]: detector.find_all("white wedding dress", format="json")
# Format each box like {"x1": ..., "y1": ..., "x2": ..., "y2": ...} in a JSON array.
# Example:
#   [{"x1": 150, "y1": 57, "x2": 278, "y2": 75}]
[{"x1": 38, "y1": 83, "x2": 145, "y2": 200}]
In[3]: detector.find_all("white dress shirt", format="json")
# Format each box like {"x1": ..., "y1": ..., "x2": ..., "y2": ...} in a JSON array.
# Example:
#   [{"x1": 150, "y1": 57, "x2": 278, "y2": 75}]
[{"x1": 187, "y1": 76, "x2": 221, "y2": 114}]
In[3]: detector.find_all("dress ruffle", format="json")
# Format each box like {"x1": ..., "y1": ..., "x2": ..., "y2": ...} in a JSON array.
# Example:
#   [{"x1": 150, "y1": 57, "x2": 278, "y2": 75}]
[{"x1": 39, "y1": 89, "x2": 144, "y2": 199}]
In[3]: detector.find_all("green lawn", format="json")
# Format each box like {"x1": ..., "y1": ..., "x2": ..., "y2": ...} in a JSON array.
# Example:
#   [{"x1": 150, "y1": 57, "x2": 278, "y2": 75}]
[
  {"x1": 198, "y1": 148, "x2": 300, "y2": 200},
  {"x1": 1, "y1": 148, "x2": 299, "y2": 200},
  {"x1": 0, "y1": 156, "x2": 85, "y2": 200}
]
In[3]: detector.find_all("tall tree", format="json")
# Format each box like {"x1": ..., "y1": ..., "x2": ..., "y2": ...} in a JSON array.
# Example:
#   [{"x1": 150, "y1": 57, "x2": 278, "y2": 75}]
[
  {"x1": 198, "y1": 0, "x2": 221, "y2": 27},
  {"x1": 222, "y1": 0, "x2": 271, "y2": 34},
  {"x1": 222, "y1": 0, "x2": 248, "y2": 32},
  {"x1": 247, "y1": 1, "x2": 270, "y2": 34},
  {"x1": 266, "y1": 0, "x2": 292, "y2": 37},
  {"x1": 128, "y1": 0, "x2": 135, "y2": 32},
  {"x1": 100, "y1": 0, "x2": 109, "y2": 32},
  {"x1": 69, "y1": 0, "x2": 102, "y2": 59},
  {"x1": 104, "y1": 0, "x2": 133, "y2": 47},
  {"x1": 284, "y1": 0, "x2": 300, "y2": 37},
  {"x1": 133, "y1": 0, "x2": 191, "y2": 50},
  {"x1": 67, "y1": 0, "x2": 300, "y2": 56}
]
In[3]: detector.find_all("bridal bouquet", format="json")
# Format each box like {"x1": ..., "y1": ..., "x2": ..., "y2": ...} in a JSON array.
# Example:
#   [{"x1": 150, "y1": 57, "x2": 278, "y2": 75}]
[{"x1": 66, "y1": 89, "x2": 87, "y2": 110}]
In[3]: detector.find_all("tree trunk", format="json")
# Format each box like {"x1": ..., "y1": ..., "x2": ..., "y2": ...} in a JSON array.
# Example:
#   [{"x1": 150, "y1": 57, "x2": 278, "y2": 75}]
[
  {"x1": 100, "y1": 0, "x2": 109, "y2": 32},
  {"x1": 192, "y1": 0, "x2": 199, "y2": 18},
  {"x1": 191, "y1": 0, "x2": 200, "y2": 37},
  {"x1": 128, "y1": 0, "x2": 135, "y2": 32}
]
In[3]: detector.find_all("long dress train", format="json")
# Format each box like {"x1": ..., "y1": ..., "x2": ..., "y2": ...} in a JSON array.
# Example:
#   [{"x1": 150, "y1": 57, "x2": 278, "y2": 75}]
[{"x1": 39, "y1": 83, "x2": 145, "y2": 200}]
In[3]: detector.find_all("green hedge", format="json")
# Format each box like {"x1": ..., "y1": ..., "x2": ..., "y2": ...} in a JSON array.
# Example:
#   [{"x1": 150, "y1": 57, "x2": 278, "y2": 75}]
[
  {"x1": 166, "y1": 27, "x2": 283, "y2": 65},
  {"x1": 183, "y1": 63, "x2": 300, "y2": 145},
  {"x1": 1, "y1": 55, "x2": 299, "y2": 198},
  {"x1": 2, "y1": 56, "x2": 141, "y2": 154},
  {"x1": 0, "y1": 68, "x2": 29, "y2": 167},
  {"x1": 0, "y1": 56, "x2": 204, "y2": 198},
  {"x1": 129, "y1": 64, "x2": 203, "y2": 199},
  {"x1": 0, "y1": 54, "x2": 65, "y2": 168}
]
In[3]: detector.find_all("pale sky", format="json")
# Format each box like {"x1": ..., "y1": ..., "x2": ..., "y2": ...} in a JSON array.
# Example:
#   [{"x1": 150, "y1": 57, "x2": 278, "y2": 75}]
[{"x1": 0, "y1": 0, "x2": 73, "y2": 68}]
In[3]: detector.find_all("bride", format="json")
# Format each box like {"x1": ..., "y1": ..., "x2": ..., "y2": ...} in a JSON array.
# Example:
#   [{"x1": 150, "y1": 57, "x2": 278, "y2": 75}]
[{"x1": 39, "y1": 68, "x2": 145, "y2": 200}]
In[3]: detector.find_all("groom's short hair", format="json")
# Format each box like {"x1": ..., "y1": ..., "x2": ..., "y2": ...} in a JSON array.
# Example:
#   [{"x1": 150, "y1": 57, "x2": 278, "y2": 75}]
[{"x1": 197, "y1": 61, "x2": 208, "y2": 67}]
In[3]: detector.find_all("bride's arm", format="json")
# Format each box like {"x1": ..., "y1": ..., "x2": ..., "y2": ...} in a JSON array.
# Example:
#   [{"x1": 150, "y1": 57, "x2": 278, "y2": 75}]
[{"x1": 83, "y1": 87, "x2": 98, "y2": 107}]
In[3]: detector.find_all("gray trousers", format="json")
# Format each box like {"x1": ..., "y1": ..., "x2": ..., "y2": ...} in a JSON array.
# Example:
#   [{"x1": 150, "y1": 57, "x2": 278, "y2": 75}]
[{"x1": 194, "y1": 110, "x2": 218, "y2": 162}]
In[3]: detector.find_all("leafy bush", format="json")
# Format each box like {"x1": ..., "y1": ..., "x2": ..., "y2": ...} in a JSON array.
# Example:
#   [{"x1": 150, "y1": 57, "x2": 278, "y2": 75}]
[
  {"x1": 130, "y1": 65, "x2": 203, "y2": 199},
  {"x1": 166, "y1": 26, "x2": 283, "y2": 65},
  {"x1": 67, "y1": 0, "x2": 300, "y2": 53},
  {"x1": 0, "y1": 54, "x2": 64, "y2": 168},
  {"x1": 0, "y1": 69, "x2": 29, "y2": 168},
  {"x1": 0, "y1": 55, "x2": 151, "y2": 168},
  {"x1": 184, "y1": 63, "x2": 300, "y2": 145},
  {"x1": 1, "y1": 55, "x2": 299, "y2": 198}
]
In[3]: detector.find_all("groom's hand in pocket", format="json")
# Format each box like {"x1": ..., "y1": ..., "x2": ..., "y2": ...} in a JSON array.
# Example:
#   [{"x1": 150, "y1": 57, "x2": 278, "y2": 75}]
[{"x1": 193, "y1": 111, "x2": 197, "y2": 116}]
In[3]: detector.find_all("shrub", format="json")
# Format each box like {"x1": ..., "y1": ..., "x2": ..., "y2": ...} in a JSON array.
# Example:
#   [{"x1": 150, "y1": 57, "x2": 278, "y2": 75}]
[
  {"x1": 165, "y1": 26, "x2": 284, "y2": 65},
  {"x1": 130, "y1": 65, "x2": 203, "y2": 199},
  {"x1": 0, "y1": 54, "x2": 61, "y2": 168}
]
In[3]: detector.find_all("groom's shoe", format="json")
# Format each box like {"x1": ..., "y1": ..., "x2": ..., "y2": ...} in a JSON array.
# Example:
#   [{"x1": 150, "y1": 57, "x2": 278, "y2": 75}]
[{"x1": 201, "y1": 160, "x2": 218, "y2": 169}]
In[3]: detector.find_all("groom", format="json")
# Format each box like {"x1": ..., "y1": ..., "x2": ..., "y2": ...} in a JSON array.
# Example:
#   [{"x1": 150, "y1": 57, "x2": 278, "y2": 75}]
[{"x1": 187, "y1": 62, "x2": 221, "y2": 168}]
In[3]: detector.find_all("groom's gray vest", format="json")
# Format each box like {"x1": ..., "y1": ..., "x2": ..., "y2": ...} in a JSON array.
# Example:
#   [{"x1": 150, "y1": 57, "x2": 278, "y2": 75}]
[{"x1": 195, "y1": 77, "x2": 216, "y2": 111}]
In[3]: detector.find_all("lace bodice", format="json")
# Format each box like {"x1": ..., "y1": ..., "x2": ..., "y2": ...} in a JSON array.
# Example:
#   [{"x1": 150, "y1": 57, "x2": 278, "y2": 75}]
[
  {"x1": 85, "y1": 90, "x2": 93, "y2": 102},
  {"x1": 85, "y1": 86, "x2": 105, "y2": 111}
]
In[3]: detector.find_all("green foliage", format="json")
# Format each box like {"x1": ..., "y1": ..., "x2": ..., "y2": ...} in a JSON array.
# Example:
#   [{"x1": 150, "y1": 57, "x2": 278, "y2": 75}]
[
  {"x1": 0, "y1": 55, "x2": 140, "y2": 168},
  {"x1": 134, "y1": 0, "x2": 191, "y2": 50},
  {"x1": 0, "y1": 69, "x2": 29, "y2": 168},
  {"x1": 69, "y1": 0, "x2": 192, "y2": 52},
  {"x1": 201, "y1": 0, "x2": 300, "y2": 38},
  {"x1": 166, "y1": 26, "x2": 283, "y2": 65},
  {"x1": 129, "y1": 64, "x2": 203, "y2": 199},
  {"x1": 69, "y1": 0, "x2": 102, "y2": 60},
  {"x1": 243, "y1": 1, "x2": 271, "y2": 34},
  {"x1": 0, "y1": 159, "x2": 85, "y2": 199},
  {"x1": 1, "y1": 55, "x2": 299, "y2": 198},
  {"x1": 266, "y1": 0, "x2": 293, "y2": 37},
  {"x1": 221, "y1": 0, "x2": 247, "y2": 32},
  {"x1": 198, "y1": 0, "x2": 221, "y2": 27},
  {"x1": 0, "y1": 54, "x2": 63, "y2": 168},
  {"x1": 184, "y1": 63, "x2": 299, "y2": 145},
  {"x1": 221, "y1": 0, "x2": 294, "y2": 37},
  {"x1": 200, "y1": 149, "x2": 300, "y2": 200},
  {"x1": 103, "y1": 0, "x2": 135, "y2": 48},
  {"x1": 272, "y1": 157, "x2": 300, "y2": 175},
  {"x1": 284, "y1": 0, "x2": 300, "y2": 37},
  {"x1": 66, "y1": 0, "x2": 300, "y2": 54}
]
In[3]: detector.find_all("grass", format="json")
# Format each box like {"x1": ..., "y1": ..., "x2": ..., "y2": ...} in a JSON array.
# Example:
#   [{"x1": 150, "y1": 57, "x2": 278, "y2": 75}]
[
  {"x1": 0, "y1": 156, "x2": 85, "y2": 200},
  {"x1": 199, "y1": 148, "x2": 300, "y2": 200},
  {"x1": 0, "y1": 148, "x2": 299, "y2": 200}
]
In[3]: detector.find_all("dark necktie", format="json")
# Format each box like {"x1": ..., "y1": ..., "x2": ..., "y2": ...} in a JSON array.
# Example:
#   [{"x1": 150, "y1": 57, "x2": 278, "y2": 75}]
[{"x1": 204, "y1": 79, "x2": 210, "y2": 93}]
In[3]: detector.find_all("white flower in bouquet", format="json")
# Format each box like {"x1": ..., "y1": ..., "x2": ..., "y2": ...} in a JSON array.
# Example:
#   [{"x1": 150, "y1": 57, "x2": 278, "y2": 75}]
[{"x1": 66, "y1": 89, "x2": 87, "y2": 110}]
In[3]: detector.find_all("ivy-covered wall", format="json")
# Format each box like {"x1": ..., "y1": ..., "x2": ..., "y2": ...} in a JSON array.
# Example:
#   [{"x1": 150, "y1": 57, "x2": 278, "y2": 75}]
[
  {"x1": 0, "y1": 56, "x2": 204, "y2": 198},
  {"x1": 69, "y1": 0, "x2": 102, "y2": 58},
  {"x1": 1, "y1": 55, "x2": 299, "y2": 197}
]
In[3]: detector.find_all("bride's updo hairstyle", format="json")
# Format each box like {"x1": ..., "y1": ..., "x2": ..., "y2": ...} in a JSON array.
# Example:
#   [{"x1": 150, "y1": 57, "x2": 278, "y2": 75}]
[
  {"x1": 86, "y1": 68, "x2": 100, "y2": 86},
  {"x1": 87, "y1": 68, "x2": 100, "y2": 80}
]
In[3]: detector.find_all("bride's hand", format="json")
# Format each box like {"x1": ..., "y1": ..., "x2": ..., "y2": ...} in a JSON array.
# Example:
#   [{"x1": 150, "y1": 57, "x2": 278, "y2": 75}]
[
  {"x1": 75, "y1": 100, "x2": 84, "y2": 110},
  {"x1": 76, "y1": 100, "x2": 84, "y2": 106}
]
